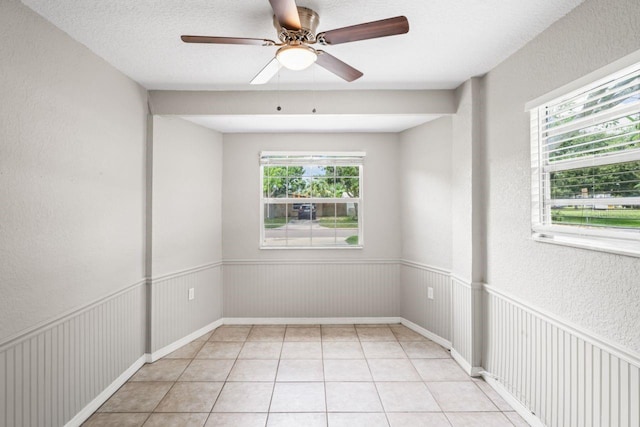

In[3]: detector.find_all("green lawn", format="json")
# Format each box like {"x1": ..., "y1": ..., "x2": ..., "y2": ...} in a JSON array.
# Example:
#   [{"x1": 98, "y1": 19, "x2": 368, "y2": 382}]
[
  {"x1": 264, "y1": 217, "x2": 288, "y2": 229},
  {"x1": 264, "y1": 216, "x2": 358, "y2": 229},
  {"x1": 317, "y1": 216, "x2": 358, "y2": 229},
  {"x1": 552, "y1": 208, "x2": 640, "y2": 228},
  {"x1": 345, "y1": 235, "x2": 359, "y2": 245}
]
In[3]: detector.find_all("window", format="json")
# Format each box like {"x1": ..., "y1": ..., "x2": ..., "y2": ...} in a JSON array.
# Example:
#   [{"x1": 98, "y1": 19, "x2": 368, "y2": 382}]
[
  {"x1": 530, "y1": 62, "x2": 640, "y2": 256},
  {"x1": 260, "y1": 151, "x2": 364, "y2": 248}
]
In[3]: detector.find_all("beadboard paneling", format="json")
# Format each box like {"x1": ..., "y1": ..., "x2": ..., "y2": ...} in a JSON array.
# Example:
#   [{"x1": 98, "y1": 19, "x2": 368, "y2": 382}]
[
  {"x1": 399, "y1": 262, "x2": 451, "y2": 343},
  {"x1": 484, "y1": 285, "x2": 640, "y2": 427},
  {"x1": 223, "y1": 261, "x2": 400, "y2": 318},
  {"x1": 150, "y1": 263, "x2": 223, "y2": 353},
  {"x1": 0, "y1": 282, "x2": 145, "y2": 427},
  {"x1": 451, "y1": 276, "x2": 482, "y2": 374}
]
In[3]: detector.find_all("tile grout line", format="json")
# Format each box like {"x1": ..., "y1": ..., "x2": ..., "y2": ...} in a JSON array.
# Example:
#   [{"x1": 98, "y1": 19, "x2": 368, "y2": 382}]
[
  {"x1": 361, "y1": 324, "x2": 392, "y2": 427},
  {"x1": 321, "y1": 328, "x2": 329, "y2": 427},
  {"x1": 93, "y1": 323, "x2": 526, "y2": 426},
  {"x1": 264, "y1": 324, "x2": 285, "y2": 427},
  {"x1": 205, "y1": 326, "x2": 247, "y2": 421}
]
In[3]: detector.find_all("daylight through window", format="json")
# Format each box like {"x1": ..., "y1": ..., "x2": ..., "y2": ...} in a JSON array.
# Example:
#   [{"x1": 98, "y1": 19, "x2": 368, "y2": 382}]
[
  {"x1": 530, "y1": 62, "x2": 640, "y2": 255},
  {"x1": 260, "y1": 152, "x2": 364, "y2": 248}
]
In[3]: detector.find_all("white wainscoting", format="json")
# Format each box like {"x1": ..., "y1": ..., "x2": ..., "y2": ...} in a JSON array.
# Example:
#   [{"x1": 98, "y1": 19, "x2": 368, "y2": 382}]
[
  {"x1": 0, "y1": 281, "x2": 146, "y2": 427},
  {"x1": 399, "y1": 261, "x2": 452, "y2": 346},
  {"x1": 149, "y1": 262, "x2": 223, "y2": 354},
  {"x1": 484, "y1": 285, "x2": 640, "y2": 427},
  {"x1": 223, "y1": 260, "x2": 400, "y2": 319},
  {"x1": 6, "y1": 259, "x2": 638, "y2": 427},
  {"x1": 451, "y1": 275, "x2": 483, "y2": 376}
]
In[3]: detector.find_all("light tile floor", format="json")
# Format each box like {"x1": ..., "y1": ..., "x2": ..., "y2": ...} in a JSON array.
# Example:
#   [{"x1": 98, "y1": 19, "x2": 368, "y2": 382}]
[{"x1": 84, "y1": 324, "x2": 531, "y2": 427}]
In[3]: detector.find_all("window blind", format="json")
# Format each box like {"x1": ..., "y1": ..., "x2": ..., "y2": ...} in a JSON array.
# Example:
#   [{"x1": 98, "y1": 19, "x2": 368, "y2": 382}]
[
  {"x1": 260, "y1": 151, "x2": 366, "y2": 166},
  {"x1": 531, "y1": 62, "x2": 640, "y2": 239}
]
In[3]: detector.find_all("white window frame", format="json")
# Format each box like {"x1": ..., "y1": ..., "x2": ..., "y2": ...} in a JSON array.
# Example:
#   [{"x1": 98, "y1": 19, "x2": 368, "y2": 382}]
[
  {"x1": 527, "y1": 53, "x2": 640, "y2": 257},
  {"x1": 259, "y1": 151, "x2": 365, "y2": 249}
]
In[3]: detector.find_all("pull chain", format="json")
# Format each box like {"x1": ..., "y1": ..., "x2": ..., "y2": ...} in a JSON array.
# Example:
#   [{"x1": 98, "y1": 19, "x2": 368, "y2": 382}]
[
  {"x1": 276, "y1": 71, "x2": 282, "y2": 111},
  {"x1": 312, "y1": 64, "x2": 317, "y2": 113}
]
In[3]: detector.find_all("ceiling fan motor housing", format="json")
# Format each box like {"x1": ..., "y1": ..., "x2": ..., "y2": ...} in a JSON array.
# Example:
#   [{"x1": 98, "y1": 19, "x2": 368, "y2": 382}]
[{"x1": 273, "y1": 6, "x2": 320, "y2": 43}]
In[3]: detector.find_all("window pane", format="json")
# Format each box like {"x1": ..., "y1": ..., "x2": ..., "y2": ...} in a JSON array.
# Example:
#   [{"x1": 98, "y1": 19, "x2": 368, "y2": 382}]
[
  {"x1": 550, "y1": 161, "x2": 640, "y2": 200},
  {"x1": 316, "y1": 203, "x2": 360, "y2": 246},
  {"x1": 263, "y1": 167, "x2": 287, "y2": 198},
  {"x1": 302, "y1": 165, "x2": 326, "y2": 177},
  {"x1": 546, "y1": 112, "x2": 640, "y2": 162},
  {"x1": 335, "y1": 166, "x2": 360, "y2": 177},
  {"x1": 531, "y1": 63, "x2": 640, "y2": 256},
  {"x1": 289, "y1": 176, "x2": 310, "y2": 198},
  {"x1": 263, "y1": 203, "x2": 305, "y2": 246},
  {"x1": 263, "y1": 202, "x2": 360, "y2": 247},
  {"x1": 289, "y1": 202, "x2": 313, "y2": 247},
  {"x1": 282, "y1": 166, "x2": 305, "y2": 197},
  {"x1": 260, "y1": 154, "x2": 363, "y2": 248},
  {"x1": 311, "y1": 177, "x2": 333, "y2": 198},
  {"x1": 551, "y1": 206, "x2": 640, "y2": 229},
  {"x1": 263, "y1": 203, "x2": 291, "y2": 247},
  {"x1": 339, "y1": 177, "x2": 360, "y2": 197}
]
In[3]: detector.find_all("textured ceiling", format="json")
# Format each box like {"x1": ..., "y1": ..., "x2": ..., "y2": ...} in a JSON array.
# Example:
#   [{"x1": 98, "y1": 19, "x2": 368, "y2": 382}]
[{"x1": 21, "y1": 0, "x2": 584, "y2": 91}]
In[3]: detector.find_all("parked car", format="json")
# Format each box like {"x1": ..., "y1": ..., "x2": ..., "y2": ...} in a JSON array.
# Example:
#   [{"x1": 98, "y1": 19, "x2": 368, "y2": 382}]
[{"x1": 297, "y1": 204, "x2": 317, "y2": 220}]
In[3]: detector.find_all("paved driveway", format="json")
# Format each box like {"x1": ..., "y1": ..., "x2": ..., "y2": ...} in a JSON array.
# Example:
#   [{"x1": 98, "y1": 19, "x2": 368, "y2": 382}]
[{"x1": 264, "y1": 220, "x2": 356, "y2": 245}]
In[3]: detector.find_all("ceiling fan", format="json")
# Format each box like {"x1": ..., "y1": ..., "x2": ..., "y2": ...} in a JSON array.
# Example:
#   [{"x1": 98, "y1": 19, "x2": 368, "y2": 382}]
[{"x1": 180, "y1": 0, "x2": 409, "y2": 84}]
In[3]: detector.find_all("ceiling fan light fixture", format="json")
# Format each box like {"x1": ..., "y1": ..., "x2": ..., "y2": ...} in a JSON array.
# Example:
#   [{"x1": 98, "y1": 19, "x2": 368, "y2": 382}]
[{"x1": 276, "y1": 45, "x2": 317, "y2": 70}]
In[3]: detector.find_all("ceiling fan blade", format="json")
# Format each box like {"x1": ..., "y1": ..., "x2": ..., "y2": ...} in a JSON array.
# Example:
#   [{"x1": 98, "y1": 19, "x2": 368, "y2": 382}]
[
  {"x1": 250, "y1": 57, "x2": 283, "y2": 85},
  {"x1": 269, "y1": 0, "x2": 301, "y2": 31},
  {"x1": 318, "y1": 16, "x2": 409, "y2": 45},
  {"x1": 181, "y1": 35, "x2": 276, "y2": 46},
  {"x1": 315, "y1": 51, "x2": 363, "y2": 82}
]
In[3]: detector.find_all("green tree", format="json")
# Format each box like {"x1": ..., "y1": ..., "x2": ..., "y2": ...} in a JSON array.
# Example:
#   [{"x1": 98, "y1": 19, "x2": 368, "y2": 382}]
[
  {"x1": 551, "y1": 161, "x2": 640, "y2": 199},
  {"x1": 324, "y1": 166, "x2": 360, "y2": 198},
  {"x1": 546, "y1": 77, "x2": 640, "y2": 200},
  {"x1": 263, "y1": 166, "x2": 305, "y2": 197},
  {"x1": 324, "y1": 166, "x2": 360, "y2": 218}
]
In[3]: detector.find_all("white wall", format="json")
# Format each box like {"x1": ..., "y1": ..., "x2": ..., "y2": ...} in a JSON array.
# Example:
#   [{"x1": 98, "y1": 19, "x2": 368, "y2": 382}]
[
  {"x1": 483, "y1": 0, "x2": 640, "y2": 353},
  {"x1": 0, "y1": 2, "x2": 148, "y2": 425},
  {"x1": 399, "y1": 117, "x2": 453, "y2": 268},
  {"x1": 149, "y1": 116, "x2": 224, "y2": 352},
  {"x1": 222, "y1": 133, "x2": 401, "y2": 261},
  {"x1": 398, "y1": 141, "x2": 453, "y2": 349},
  {"x1": 222, "y1": 133, "x2": 401, "y2": 319},
  {"x1": 0, "y1": 0, "x2": 147, "y2": 343},
  {"x1": 151, "y1": 116, "x2": 223, "y2": 276},
  {"x1": 448, "y1": 79, "x2": 485, "y2": 371},
  {"x1": 451, "y1": 79, "x2": 484, "y2": 284}
]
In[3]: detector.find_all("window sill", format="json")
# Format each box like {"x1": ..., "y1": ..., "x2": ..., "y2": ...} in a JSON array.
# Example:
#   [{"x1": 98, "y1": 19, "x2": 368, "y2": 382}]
[
  {"x1": 260, "y1": 245, "x2": 364, "y2": 250},
  {"x1": 532, "y1": 232, "x2": 640, "y2": 258}
]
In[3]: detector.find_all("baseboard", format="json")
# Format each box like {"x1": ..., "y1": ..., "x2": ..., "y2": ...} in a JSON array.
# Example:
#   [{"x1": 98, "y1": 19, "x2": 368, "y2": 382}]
[
  {"x1": 221, "y1": 317, "x2": 456, "y2": 351},
  {"x1": 63, "y1": 315, "x2": 541, "y2": 427},
  {"x1": 399, "y1": 318, "x2": 451, "y2": 349},
  {"x1": 481, "y1": 373, "x2": 545, "y2": 427},
  {"x1": 450, "y1": 348, "x2": 482, "y2": 377},
  {"x1": 148, "y1": 318, "x2": 224, "y2": 362},
  {"x1": 64, "y1": 354, "x2": 146, "y2": 427},
  {"x1": 66, "y1": 319, "x2": 224, "y2": 425},
  {"x1": 222, "y1": 317, "x2": 403, "y2": 325}
]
